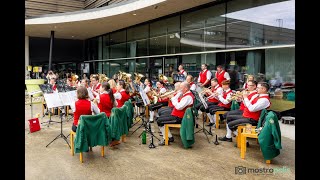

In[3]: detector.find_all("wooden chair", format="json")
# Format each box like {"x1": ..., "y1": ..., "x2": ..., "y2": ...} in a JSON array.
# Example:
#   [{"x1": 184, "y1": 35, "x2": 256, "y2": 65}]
[
  {"x1": 70, "y1": 130, "x2": 105, "y2": 163},
  {"x1": 164, "y1": 124, "x2": 181, "y2": 146},
  {"x1": 239, "y1": 128, "x2": 271, "y2": 164},
  {"x1": 215, "y1": 111, "x2": 228, "y2": 129}
]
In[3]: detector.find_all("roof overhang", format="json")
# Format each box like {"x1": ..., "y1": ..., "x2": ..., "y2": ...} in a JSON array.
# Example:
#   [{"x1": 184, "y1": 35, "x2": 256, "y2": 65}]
[{"x1": 25, "y1": 0, "x2": 214, "y2": 40}]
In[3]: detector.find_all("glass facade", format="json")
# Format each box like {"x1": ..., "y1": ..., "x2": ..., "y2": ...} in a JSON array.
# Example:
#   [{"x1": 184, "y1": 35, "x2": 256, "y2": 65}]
[{"x1": 84, "y1": 0, "x2": 294, "y2": 112}]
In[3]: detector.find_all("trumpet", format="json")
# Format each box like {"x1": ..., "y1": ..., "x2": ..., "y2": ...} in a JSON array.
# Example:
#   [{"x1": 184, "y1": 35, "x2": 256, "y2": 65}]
[
  {"x1": 159, "y1": 90, "x2": 177, "y2": 98},
  {"x1": 199, "y1": 86, "x2": 212, "y2": 94},
  {"x1": 228, "y1": 89, "x2": 249, "y2": 101}
]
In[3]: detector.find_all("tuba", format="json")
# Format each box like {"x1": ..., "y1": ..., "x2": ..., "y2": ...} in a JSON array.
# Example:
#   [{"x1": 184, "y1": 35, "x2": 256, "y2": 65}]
[
  {"x1": 98, "y1": 74, "x2": 109, "y2": 84},
  {"x1": 159, "y1": 74, "x2": 168, "y2": 83}
]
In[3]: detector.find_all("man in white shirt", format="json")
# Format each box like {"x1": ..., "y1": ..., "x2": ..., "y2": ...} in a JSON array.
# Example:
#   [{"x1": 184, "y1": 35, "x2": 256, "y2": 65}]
[
  {"x1": 157, "y1": 82, "x2": 194, "y2": 145},
  {"x1": 198, "y1": 64, "x2": 212, "y2": 88},
  {"x1": 219, "y1": 82, "x2": 271, "y2": 142},
  {"x1": 178, "y1": 65, "x2": 187, "y2": 77},
  {"x1": 215, "y1": 65, "x2": 231, "y2": 86}
]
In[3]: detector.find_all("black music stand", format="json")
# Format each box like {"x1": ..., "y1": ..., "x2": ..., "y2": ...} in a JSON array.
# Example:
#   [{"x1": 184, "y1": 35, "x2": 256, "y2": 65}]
[
  {"x1": 39, "y1": 84, "x2": 60, "y2": 127},
  {"x1": 192, "y1": 90, "x2": 213, "y2": 143},
  {"x1": 46, "y1": 112, "x2": 71, "y2": 148},
  {"x1": 130, "y1": 88, "x2": 160, "y2": 148}
]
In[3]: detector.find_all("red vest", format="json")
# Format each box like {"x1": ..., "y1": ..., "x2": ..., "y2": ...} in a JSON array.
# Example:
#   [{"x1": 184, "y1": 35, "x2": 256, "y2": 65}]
[
  {"x1": 179, "y1": 70, "x2": 185, "y2": 75},
  {"x1": 171, "y1": 92, "x2": 194, "y2": 118},
  {"x1": 199, "y1": 70, "x2": 209, "y2": 84},
  {"x1": 239, "y1": 91, "x2": 258, "y2": 110},
  {"x1": 168, "y1": 93, "x2": 177, "y2": 108},
  {"x1": 73, "y1": 99, "x2": 92, "y2": 126},
  {"x1": 207, "y1": 85, "x2": 221, "y2": 103},
  {"x1": 92, "y1": 83, "x2": 101, "y2": 98},
  {"x1": 218, "y1": 89, "x2": 233, "y2": 108},
  {"x1": 116, "y1": 90, "x2": 130, "y2": 108},
  {"x1": 243, "y1": 95, "x2": 271, "y2": 121},
  {"x1": 244, "y1": 83, "x2": 248, "y2": 89},
  {"x1": 52, "y1": 84, "x2": 57, "y2": 91},
  {"x1": 98, "y1": 93, "x2": 114, "y2": 117},
  {"x1": 112, "y1": 88, "x2": 117, "y2": 94},
  {"x1": 158, "y1": 87, "x2": 169, "y2": 103},
  {"x1": 215, "y1": 70, "x2": 226, "y2": 85}
]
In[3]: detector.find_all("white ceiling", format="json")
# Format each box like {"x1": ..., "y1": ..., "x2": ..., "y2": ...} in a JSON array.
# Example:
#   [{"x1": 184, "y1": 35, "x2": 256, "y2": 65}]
[{"x1": 25, "y1": 0, "x2": 214, "y2": 40}]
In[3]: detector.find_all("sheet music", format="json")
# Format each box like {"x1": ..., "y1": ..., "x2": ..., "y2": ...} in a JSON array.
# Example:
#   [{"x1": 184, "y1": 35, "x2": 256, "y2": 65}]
[
  {"x1": 192, "y1": 90, "x2": 208, "y2": 109},
  {"x1": 198, "y1": 93, "x2": 208, "y2": 109},
  {"x1": 58, "y1": 92, "x2": 74, "y2": 106},
  {"x1": 139, "y1": 87, "x2": 150, "y2": 106},
  {"x1": 44, "y1": 93, "x2": 63, "y2": 108}
]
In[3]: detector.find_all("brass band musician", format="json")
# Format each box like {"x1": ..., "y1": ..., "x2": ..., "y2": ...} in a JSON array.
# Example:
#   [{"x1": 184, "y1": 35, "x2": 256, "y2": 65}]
[
  {"x1": 148, "y1": 81, "x2": 168, "y2": 123},
  {"x1": 156, "y1": 82, "x2": 195, "y2": 146}
]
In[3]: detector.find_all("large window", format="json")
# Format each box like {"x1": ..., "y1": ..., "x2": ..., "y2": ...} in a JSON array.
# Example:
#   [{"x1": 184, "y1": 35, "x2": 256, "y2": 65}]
[
  {"x1": 127, "y1": 24, "x2": 149, "y2": 57},
  {"x1": 110, "y1": 30, "x2": 127, "y2": 58},
  {"x1": 226, "y1": 0, "x2": 295, "y2": 48},
  {"x1": 181, "y1": 3, "x2": 226, "y2": 53}
]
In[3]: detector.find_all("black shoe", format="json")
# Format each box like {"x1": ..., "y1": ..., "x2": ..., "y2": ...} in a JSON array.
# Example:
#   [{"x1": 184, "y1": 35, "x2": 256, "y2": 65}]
[
  {"x1": 169, "y1": 137, "x2": 174, "y2": 142},
  {"x1": 158, "y1": 132, "x2": 163, "y2": 136},
  {"x1": 206, "y1": 122, "x2": 215, "y2": 127},
  {"x1": 218, "y1": 136, "x2": 232, "y2": 142}
]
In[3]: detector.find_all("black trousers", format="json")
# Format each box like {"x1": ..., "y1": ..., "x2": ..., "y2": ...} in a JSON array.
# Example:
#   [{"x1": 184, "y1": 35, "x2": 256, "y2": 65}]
[
  {"x1": 156, "y1": 115, "x2": 182, "y2": 127},
  {"x1": 158, "y1": 107, "x2": 173, "y2": 116},
  {"x1": 227, "y1": 116, "x2": 258, "y2": 131},
  {"x1": 149, "y1": 102, "x2": 168, "y2": 111},
  {"x1": 208, "y1": 105, "x2": 230, "y2": 115},
  {"x1": 195, "y1": 101, "x2": 218, "y2": 112},
  {"x1": 222, "y1": 109, "x2": 243, "y2": 119},
  {"x1": 72, "y1": 124, "x2": 77, "y2": 132}
]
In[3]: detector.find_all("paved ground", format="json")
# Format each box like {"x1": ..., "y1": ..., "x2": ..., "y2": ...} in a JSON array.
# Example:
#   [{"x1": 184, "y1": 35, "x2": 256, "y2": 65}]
[{"x1": 25, "y1": 103, "x2": 295, "y2": 180}]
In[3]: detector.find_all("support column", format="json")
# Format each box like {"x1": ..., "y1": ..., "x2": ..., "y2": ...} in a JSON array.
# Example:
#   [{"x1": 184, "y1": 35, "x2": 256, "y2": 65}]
[
  {"x1": 25, "y1": 36, "x2": 29, "y2": 77},
  {"x1": 49, "y1": 31, "x2": 55, "y2": 71}
]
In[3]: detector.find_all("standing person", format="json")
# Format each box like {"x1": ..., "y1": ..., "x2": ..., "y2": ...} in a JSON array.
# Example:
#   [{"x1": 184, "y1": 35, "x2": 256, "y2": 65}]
[
  {"x1": 82, "y1": 73, "x2": 89, "y2": 81},
  {"x1": 49, "y1": 77, "x2": 57, "y2": 93},
  {"x1": 113, "y1": 80, "x2": 130, "y2": 108},
  {"x1": 215, "y1": 65, "x2": 230, "y2": 86},
  {"x1": 185, "y1": 75, "x2": 196, "y2": 91},
  {"x1": 219, "y1": 82, "x2": 271, "y2": 142},
  {"x1": 198, "y1": 64, "x2": 212, "y2": 88},
  {"x1": 90, "y1": 74, "x2": 101, "y2": 97},
  {"x1": 157, "y1": 82, "x2": 194, "y2": 145},
  {"x1": 96, "y1": 82, "x2": 117, "y2": 117},
  {"x1": 71, "y1": 86, "x2": 100, "y2": 132},
  {"x1": 178, "y1": 65, "x2": 187, "y2": 77}
]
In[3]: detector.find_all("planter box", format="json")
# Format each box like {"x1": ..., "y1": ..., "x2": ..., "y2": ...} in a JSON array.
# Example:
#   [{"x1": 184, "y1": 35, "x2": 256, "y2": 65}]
[{"x1": 25, "y1": 79, "x2": 45, "y2": 97}]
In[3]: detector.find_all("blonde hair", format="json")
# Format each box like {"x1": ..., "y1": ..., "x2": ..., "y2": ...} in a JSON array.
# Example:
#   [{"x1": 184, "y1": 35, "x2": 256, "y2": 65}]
[
  {"x1": 247, "y1": 75, "x2": 255, "y2": 82},
  {"x1": 108, "y1": 79, "x2": 117, "y2": 89}
]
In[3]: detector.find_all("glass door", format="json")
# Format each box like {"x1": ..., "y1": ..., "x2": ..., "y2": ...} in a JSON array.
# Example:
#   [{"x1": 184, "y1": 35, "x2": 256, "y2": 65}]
[{"x1": 149, "y1": 57, "x2": 163, "y2": 86}]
